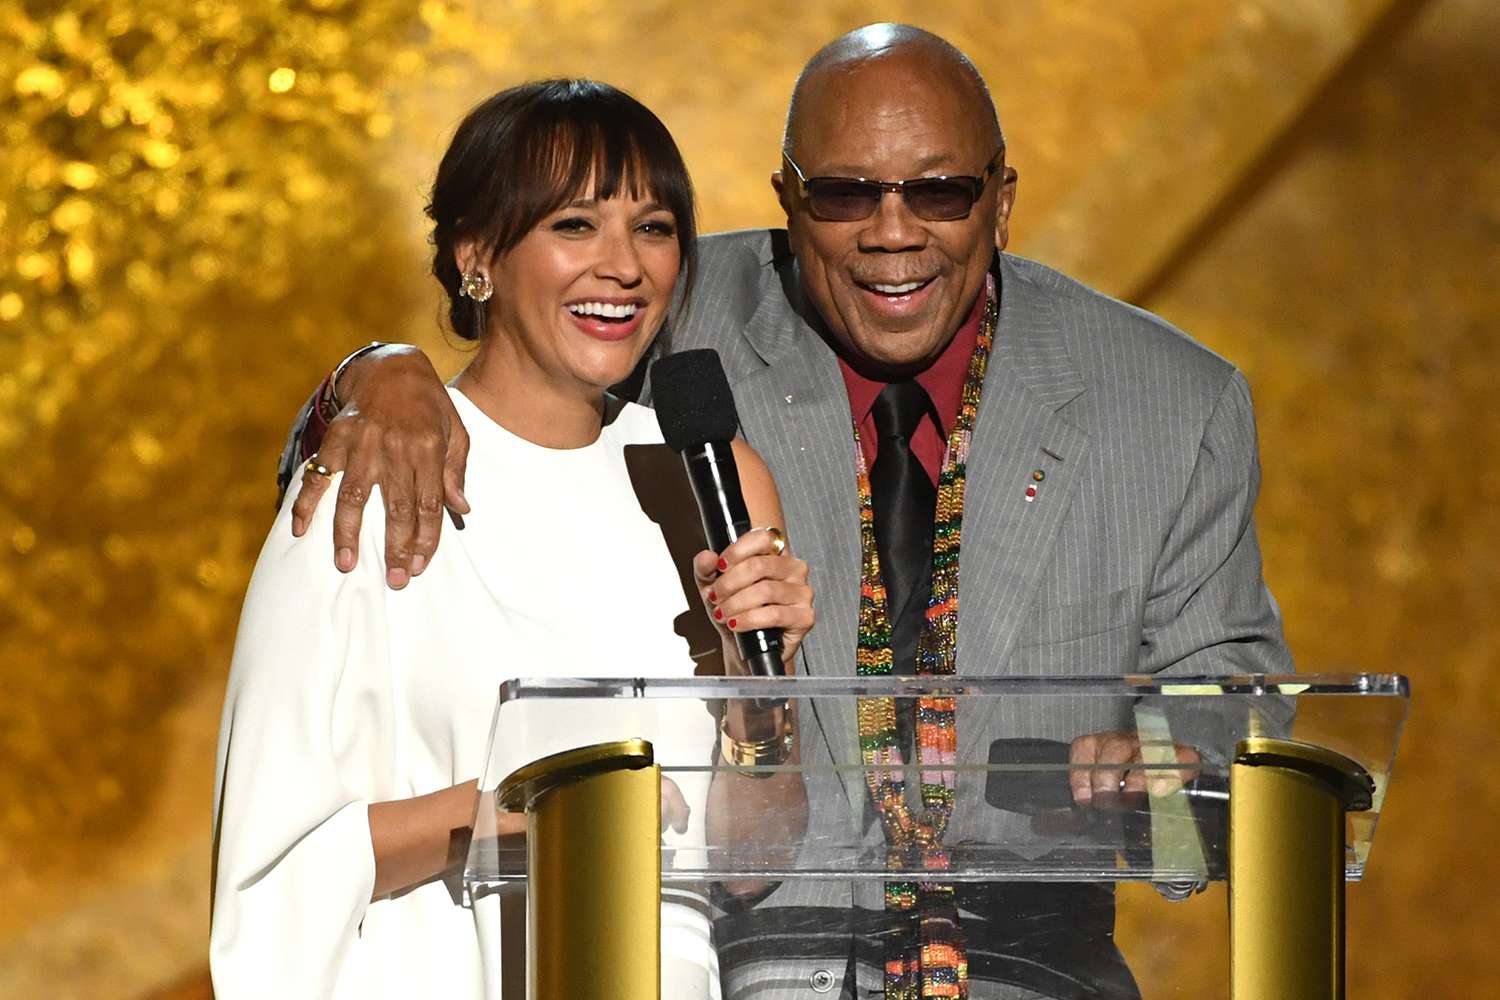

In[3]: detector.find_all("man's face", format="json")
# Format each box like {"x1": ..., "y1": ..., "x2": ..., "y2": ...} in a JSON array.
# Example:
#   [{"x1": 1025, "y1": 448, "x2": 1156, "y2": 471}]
[{"x1": 775, "y1": 57, "x2": 1017, "y2": 377}]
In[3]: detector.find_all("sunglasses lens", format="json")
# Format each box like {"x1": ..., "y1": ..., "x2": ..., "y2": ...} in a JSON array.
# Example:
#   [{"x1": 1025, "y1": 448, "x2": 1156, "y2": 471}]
[
  {"x1": 904, "y1": 179, "x2": 978, "y2": 221},
  {"x1": 804, "y1": 179, "x2": 978, "y2": 222},
  {"x1": 806, "y1": 180, "x2": 882, "y2": 221}
]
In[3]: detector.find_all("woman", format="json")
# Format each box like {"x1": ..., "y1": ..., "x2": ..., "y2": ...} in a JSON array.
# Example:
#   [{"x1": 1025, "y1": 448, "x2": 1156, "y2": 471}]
[{"x1": 210, "y1": 80, "x2": 813, "y2": 998}]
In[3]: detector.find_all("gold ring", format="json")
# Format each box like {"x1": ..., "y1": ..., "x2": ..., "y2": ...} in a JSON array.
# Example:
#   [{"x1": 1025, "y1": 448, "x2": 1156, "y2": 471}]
[
  {"x1": 304, "y1": 456, "x2": 333, "y2": 478},
  {"x1": 764, "y1": 526, "x2": 787, "y2": 556}
]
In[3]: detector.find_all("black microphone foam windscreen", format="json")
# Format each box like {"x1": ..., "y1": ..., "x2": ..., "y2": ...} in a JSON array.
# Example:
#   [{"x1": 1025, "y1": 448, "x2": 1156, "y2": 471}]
[{"x1": 650, "y1": 349, "x2": 741, "y2": 452}]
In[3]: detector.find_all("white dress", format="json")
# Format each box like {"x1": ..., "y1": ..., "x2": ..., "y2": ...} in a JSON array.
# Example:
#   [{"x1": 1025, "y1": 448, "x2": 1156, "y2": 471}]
[{"x1": 210, "y1": 390, "x2": 720, "y2": 999}]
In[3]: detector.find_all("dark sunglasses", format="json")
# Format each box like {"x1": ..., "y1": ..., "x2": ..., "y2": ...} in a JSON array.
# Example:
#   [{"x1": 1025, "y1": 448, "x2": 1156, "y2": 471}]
[{"x1": 781, "y1": 148, "x2": 1006, "y2": 222}]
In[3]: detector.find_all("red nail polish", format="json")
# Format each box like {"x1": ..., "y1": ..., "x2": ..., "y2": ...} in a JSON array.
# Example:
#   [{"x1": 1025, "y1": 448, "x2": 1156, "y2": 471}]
[
  {"x1": 727, "y1": 618, "x2": 738, "y2": 629},
  {"x1": 717, "y1": 558, "x2": 728, "y2": 572},
  {"x1": 713, "y1": 608, "x2": 723, "y2": 621},
  {"x1": 708, "y1": 590, "x2": 717, "y2": 603}
]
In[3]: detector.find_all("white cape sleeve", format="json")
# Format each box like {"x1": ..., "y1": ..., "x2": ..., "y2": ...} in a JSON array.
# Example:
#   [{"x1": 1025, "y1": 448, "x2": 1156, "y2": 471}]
[{"x1": 210, "y1": 476, "x2": 397, "y2": 997}]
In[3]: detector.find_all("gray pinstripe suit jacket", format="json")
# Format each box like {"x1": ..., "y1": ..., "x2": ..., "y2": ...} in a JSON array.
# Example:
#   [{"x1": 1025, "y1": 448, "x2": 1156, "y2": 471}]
[{"x1": 649, "y1": 229, "x2": 1292, "y2": 999}]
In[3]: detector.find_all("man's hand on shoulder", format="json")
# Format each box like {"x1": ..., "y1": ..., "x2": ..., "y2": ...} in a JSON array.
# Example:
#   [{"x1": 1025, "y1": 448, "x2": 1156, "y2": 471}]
[{"x1": 291, "y1": 344, "x2": 470, "y2": 589}]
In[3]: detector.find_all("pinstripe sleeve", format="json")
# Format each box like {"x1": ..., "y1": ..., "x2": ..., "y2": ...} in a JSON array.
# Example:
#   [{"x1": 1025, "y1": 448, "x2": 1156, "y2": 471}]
[
  {"x1": 274, "y1": 382, "x2": 323, "y2": 508},
  {"x1": 1138, "y1": 370, "x2": 1293, "y2": 677}
]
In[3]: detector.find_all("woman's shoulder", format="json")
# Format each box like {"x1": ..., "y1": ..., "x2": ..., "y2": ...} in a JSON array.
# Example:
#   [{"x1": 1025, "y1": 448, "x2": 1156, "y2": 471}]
[
  {"x1": 263, "y1": 470, "x2": 392, "y2": 597},
  {"x1": 604, "y1": 399, "x2": 666, "y2": 447}
]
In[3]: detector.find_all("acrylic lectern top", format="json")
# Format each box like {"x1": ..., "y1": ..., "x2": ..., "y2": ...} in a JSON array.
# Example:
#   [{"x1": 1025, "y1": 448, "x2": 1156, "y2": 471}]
[{"x1": 464, "y1": 673, "x2": 1407, "y2": 891}]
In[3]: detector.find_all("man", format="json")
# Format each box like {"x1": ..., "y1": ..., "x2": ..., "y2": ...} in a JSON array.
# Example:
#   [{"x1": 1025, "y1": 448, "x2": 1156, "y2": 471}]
[{"x1": 281, "y1": 24, "x2": 1290, "y2": 1000}]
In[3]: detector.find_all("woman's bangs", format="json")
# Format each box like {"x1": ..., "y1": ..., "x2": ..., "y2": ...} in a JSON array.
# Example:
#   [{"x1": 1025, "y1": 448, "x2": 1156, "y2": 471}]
[{"x1": 532, "y1": 121, "x2": 664, "y2": 211}]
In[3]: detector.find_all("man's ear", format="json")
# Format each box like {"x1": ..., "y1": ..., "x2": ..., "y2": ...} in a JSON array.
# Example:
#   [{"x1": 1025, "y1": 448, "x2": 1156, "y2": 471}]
[
  {"x1": 993, "y1": 165, "x2": 1019, "y2": 251},
  {"x1": 771, "y1": 170, "x2": 793, "y2": 224}
]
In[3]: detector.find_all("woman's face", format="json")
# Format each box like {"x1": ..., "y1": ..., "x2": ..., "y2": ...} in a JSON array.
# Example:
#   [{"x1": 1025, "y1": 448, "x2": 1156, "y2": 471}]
[{"x1": 482, "y1": 188, "x2": 681, "y2": 397}]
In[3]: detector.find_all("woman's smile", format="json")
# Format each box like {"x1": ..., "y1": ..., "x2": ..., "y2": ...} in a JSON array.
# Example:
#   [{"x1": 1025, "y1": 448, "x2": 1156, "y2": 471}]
[{"x1": 564, "y1": 295, "x2": 649, "y2": 341}]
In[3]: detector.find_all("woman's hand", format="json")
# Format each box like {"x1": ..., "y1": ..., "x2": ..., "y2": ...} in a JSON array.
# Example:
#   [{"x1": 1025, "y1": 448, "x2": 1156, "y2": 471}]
[
  {"x1": 691, "y1": 527, "x2": 814, "y2": 673},
  {"x1": 660, "y1": 776, "x2": 690, "y2": 835},
  {"x1": 698, "y1": 529, "x2": 811, "y2": 895}
]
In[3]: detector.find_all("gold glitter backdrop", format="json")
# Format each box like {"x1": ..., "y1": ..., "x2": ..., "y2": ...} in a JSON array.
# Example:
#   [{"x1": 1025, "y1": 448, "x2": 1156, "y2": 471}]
[{"x1": 2, "y1": 0, "x2": 1497, "y2": 996}]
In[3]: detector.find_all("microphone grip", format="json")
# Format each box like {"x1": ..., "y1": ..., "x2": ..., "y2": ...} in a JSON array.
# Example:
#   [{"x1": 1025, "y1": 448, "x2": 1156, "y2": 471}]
[
  {"x1": 681, "y1": 441, "x2": 785, "y2": 680},
  {"x1": 684, "y1": 440, "x2": 751, "y2": 551}
]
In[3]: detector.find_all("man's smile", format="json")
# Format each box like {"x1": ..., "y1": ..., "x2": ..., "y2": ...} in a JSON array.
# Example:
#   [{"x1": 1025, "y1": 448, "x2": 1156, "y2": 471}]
[
  {"x1": 852, "y1": 272, "x2": 940, "y2": 319},
  {"x1": 855, "y1": 276, "x2": 936, "y2": 295}
]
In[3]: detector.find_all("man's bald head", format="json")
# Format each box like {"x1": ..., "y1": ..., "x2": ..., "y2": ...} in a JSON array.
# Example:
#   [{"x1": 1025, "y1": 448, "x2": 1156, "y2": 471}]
[
  {"x1": 771, "y1": 23, "x2": 1018, "y2": 378},
  {"x1": 783, "y1": 23, "x2": 1003, "y2": 157}
]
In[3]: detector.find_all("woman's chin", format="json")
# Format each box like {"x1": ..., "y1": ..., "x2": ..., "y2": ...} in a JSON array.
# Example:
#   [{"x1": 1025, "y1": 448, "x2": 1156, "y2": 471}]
[{"x1": 570, "y1": 345, "x2": 652, "y2": 392}]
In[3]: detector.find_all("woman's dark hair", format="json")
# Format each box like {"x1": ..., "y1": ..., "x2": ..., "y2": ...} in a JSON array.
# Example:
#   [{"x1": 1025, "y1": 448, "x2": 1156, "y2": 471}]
[{"x1": 427, "y1": 79, "x2": 697, "y2": 341}]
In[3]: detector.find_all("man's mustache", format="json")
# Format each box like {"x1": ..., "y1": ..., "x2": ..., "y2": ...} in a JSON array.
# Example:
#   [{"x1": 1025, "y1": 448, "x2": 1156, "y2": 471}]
[{"x1": 847, "y1": 260, "x2": 947, "y2": 286}]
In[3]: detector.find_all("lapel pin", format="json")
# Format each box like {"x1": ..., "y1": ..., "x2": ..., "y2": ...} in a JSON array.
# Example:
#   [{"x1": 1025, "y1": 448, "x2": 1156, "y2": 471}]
[{"x1": 1026, "y1": 470, "x2": 1044, "y2": 503}]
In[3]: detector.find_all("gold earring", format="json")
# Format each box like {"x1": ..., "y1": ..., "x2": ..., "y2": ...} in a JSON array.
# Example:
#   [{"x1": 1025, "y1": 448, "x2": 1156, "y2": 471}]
[{"x1": 459, "y1": 269, "x2": 493, "y2": 302}]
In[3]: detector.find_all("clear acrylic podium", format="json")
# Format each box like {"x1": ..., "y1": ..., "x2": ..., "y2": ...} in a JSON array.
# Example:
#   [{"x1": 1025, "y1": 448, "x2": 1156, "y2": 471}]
[{"x1": 465, "y1": 674, "x2": 1407, "y2": 1000}]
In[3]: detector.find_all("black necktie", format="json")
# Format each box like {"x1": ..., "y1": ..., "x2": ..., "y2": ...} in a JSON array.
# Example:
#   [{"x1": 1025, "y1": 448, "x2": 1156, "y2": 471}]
[{"x1": 870, "y1": 380, "x2": 937, "y2": 677}]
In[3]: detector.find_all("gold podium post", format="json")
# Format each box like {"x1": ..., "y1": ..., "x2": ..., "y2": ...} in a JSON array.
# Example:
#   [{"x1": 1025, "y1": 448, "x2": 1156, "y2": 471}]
[
  {"x1": 497, "y1": 739, "x2": 662, "y2": 1000},
  {"x1": 1229, "y1": 737, "x2": 1375, "y2": 1000}
]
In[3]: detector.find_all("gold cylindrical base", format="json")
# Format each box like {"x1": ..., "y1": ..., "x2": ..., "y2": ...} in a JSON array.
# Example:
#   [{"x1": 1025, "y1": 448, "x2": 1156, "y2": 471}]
[
  {"x1": 498, "y1": 740, "x2": 661, "y2": 1000},
  {"x1": 1229, "y1": 738, "x2": 1373, "y2": 1000}
]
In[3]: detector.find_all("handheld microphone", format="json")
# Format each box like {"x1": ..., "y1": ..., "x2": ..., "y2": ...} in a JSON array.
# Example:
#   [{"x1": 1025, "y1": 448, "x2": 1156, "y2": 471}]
[{"x1": 651, "y1": 349, "x2": 785, "y2": 680}]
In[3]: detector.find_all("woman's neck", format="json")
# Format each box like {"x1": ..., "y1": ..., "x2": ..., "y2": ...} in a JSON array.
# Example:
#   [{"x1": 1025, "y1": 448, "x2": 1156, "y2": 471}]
[{"x1": 453, "y1": 339, "x2": 607, "y2": 449}]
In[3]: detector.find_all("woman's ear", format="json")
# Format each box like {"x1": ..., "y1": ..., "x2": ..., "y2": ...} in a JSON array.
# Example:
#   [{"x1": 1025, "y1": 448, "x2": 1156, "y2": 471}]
[
  {"x1": 454, "y1": 238, "x2": 498, "y2": 305},
  {"x1": 453, "y1": 238, "x2": 483, "y2": 279}
]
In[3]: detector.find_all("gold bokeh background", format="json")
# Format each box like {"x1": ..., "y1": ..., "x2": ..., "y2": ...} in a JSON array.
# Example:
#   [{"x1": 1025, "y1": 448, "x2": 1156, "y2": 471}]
[{"x1": 2, "y1": 0, "x2": 1496, "y2": 996}]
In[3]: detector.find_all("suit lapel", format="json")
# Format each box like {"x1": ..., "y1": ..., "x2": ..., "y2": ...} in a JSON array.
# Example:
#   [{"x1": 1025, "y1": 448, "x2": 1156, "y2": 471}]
[
  {"x1": 955, "y1": 255, "x2": 1090, "y2": 764},
  {"x1": 731, "y1": 261, "x2": 865, "y2": 809}
]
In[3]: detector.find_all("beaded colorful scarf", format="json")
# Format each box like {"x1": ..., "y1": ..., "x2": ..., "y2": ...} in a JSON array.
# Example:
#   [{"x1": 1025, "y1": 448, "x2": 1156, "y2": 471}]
[{"x1": 853, "y1": 281, "x2": 997, "y2": 1000}]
